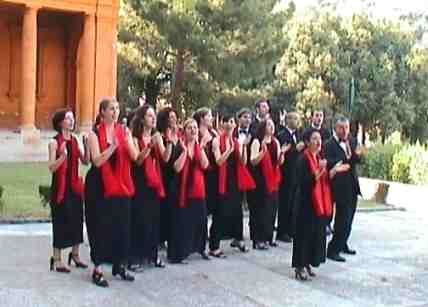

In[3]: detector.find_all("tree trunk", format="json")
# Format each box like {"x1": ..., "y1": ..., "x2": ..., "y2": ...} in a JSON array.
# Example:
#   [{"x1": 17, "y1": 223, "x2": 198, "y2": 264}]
[
  {"x1": 362, "y1": 124, "x2": 367, "y2": 145},
  {"x1": 170, "y1": 49, "x2": 185, "y2": 111}
]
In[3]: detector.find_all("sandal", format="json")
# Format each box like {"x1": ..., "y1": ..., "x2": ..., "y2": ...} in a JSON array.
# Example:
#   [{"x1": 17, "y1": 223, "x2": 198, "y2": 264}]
[{"x1": 209, "y1": 250, "x2": 227, "y2": 258}]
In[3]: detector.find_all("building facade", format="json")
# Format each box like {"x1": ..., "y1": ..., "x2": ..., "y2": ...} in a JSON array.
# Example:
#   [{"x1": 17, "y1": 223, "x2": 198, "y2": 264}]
[{"x1": 0, "y1": 0, "x2": 119, "y2": 131}]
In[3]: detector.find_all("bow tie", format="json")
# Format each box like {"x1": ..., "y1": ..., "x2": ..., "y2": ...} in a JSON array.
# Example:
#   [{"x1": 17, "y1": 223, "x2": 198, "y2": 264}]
[{"x1": 239, "y1": 129, "x2": 248, "y2": 134}]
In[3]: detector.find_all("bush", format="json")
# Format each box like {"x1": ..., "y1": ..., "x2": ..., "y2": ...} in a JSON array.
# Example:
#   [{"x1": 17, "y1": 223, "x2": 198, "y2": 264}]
[
  {"x1": 360, "y1": 142, "x2": 400, "y2": 181},
  {"x1": 38, "y1": 185, "x2": 51, "y2": 207},
  {"x1": 392, "y1": 142, "x2": 428, "y2": 185},
  {"x1": 361, "y1": 141, "x2": 428, "y2": 185},
  {"x1": 0, "y1": 185, "x2": 4, "y2": 213}
]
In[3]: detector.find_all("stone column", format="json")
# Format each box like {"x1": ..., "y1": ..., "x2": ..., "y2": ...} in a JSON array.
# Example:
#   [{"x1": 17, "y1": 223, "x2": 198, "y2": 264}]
[
  {"x1": 20, "y1": 5, "x2": 38, "y2": 130},
  {"x1": 78, "y1": 13, "x2": 96, "y2": 132}
]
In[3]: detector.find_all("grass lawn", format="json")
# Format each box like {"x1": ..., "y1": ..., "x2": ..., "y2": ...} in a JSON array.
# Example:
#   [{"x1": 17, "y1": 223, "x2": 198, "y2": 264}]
[
  {"x1": 0, "y1": 162, "x2": 384, "y2": 220},
  {"x1": 0, "y1": 162, "x2": 89, "y2": 220}
]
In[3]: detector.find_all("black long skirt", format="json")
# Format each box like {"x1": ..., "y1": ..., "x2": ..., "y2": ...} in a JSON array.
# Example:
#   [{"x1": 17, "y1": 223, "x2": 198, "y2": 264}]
[
  {"x1": 130, "y1": 186, "x2": 160, "y2": 263},
  {"x1": 292, "y1": 198, "x2": 327, "y2": 268},
  {"x1": 167, "y1": 199, "x2": 207, "y2": 262},
  {"x1": 50, "y1": 192, "x2": 84, "y2": 249},
  {"x1": 85, "y1": 168, "x2": 131, "y2": 266}
]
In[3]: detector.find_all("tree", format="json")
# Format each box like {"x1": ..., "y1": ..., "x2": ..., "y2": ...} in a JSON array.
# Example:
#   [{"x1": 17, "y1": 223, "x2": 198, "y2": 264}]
[{"x1": 126, "y1": 0, "x2": 294, "y2": 115}]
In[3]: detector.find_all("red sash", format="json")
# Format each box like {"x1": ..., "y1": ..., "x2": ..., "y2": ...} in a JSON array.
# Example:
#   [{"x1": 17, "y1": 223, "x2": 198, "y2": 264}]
[
  {"x1": 218, "y1": 134, "x2": 255, "y2": 195},
  {"x1": 260, "y1": 139, "x2": 282, "y2": 194},
  {"x1": 138, "y1": 138, "x2": 166, "y2": 199},
  {"x1": 303, "y1": 149, "x2": 333, "y2": 217},
  {"x1": 178, "y1": 142, "x2": 206, "y2": 208},
  {"x1": 98, "y1": 122, "x2": 135, "y2": 198},
  {"x1": 54, "y1": 134, "x2": 84, "y2": 204}
]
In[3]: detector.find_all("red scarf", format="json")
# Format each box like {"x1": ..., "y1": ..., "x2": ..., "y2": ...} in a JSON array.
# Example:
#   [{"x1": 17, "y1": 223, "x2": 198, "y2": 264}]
[
  {"x1": 54, "y1": 134, "x2": 84, "y2": 204},
  {"x1": 98, "y1": 122, "x2": 135, "y2": 198},
  {"x1": 218, "y1": 134, "x2": 255, "y2": 195},
  {"x1": 178, "y1": 142, "x2": 206, "y2": 208},
  {"x1": 303, "y1": 148, "x2": 333, "y2": 217},
  {"x1": 138, "y1": 138, "x2": 166, "y2": 199},
  {"x1": 260, "y1": 139, "x2": 282, "y2": 194}
]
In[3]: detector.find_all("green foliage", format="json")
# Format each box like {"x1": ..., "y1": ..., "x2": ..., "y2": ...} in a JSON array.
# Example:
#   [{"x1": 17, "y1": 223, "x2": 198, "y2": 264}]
[
  {"x1": 120, "y1": 0, "x2": 294, "y2": 114},
  {"x1": 275, "y1": 7, "x2": 428, "y2": 143},
  {"x1": 360, "y1": 143, "x2": 400, "y2": 181},
  {"x1": 361, "y1": 140, "x2": 428, "y2": 185},
  {"x1": 0, "y1": 185, "x2": 4, "y2": 213},
  {"x1": 38, "y1": 185, "x2": 51, "y2": 208},
  {"x1": 391, "y1": 143, "x2": 428, "y2": 185}
]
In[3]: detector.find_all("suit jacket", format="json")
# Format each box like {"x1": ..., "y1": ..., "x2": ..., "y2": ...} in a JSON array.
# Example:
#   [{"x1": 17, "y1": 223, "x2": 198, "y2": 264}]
[
  {"x1": 324, "y1": 136, "x2": 361, "y2": 202},
  {"x1": 277, "y1": 128, "x2": 302, "y2": 187}
]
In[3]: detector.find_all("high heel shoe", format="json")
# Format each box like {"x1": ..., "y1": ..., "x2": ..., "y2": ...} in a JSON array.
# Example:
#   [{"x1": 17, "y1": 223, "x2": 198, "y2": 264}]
[
  {"x1": 253, "y1": 242, "x2": 268, "y2": 250},
  {"x1": 295, "y1": 268, "x2": 309, "y2": 281},
  {"x1": 49, "y1": 256, "x2": 71, "y2": 273},
  {"x1": 153, "y1": 258, "x2": 166, "y2": 268},
  {"x1": 112, "y1": 265, "x2": 135, "y2": 282},
  {"x1": 92, "y1": 270, "x2": 109, "y2": 288},
  {"x1": 305, "y1": 266, "x2": 316, "y2": 277},
  {"x1": 68, "y1": 253, "x2": 88, "y2": 269}
]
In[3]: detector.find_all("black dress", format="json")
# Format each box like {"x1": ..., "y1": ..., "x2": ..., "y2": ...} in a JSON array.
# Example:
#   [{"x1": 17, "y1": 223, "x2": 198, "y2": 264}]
[
  {"x1": 209, "y1": 154, "x2": 243, "y2": 251},
  {"x1": 129, "y1": 159, "x2": 161, "y2": 264},
  {"x1": 167, "y1": 147, "x2": 208, "y2": 262},
  {"x1": 292, "y1": 156, "x2": 327, "y2": 268},
  {"x1": 50, "y1": 141, "x2": 84, "y2": 249},
  {"x1": 248, "y1": 143, "x2": 278, "y2": 244},
  {"x1": 204, "y1": 138, "x2": 218, "y2": 215},
  {"x1": 85, "y1": 148, "x2": 131, "y2": 267},
  {"x1": 159, "y1": 140, "x2": 178, "y2": 245}
]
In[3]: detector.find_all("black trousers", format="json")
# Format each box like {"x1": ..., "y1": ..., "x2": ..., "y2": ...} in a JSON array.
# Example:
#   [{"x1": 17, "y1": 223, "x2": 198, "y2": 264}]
[
  {"x1": 209, "y1": 194, "x2": 244, "y2": 251},
  {"x1": 328, "y1": 193, "x2": 358, "y2": 255},
  {"x1": 277, "y1": 182, "x2": 294, "y2": 238}
]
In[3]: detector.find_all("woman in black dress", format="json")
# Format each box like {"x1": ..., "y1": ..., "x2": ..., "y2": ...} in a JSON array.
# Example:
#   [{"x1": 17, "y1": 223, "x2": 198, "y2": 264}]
[
  {"x1": 86, "y1": 98, "x2": 139, "y2": 287},
  {"x1": 209, "y1": 114, "x2": 255, "y2": 257},
  {"x1": 167, "y1": 118, "x2": 211, "y2": 264},
  {"x1": 292, "y1": 128, "x2": 339, "y2": 281},
  {"x1": 128, "y1": 105, "x2": 170, "y2": 271},
  {"x1": 157, "y1": 107, "x2": 180, "y2": 248},
  {"x1": 48, "y1": 110, "x2": 89, "y2": 273},
  {"x1": 249, "y1": 119, "x2": 285, "y2": 250},
  {"x1": 193, "y1": 107, "x2": 218, "y2": 216}
]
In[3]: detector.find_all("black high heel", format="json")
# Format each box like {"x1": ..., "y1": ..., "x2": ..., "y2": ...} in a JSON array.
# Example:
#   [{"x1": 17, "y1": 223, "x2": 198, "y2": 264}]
[
  {"x1": 112, "y1": 265, "x2": 135, "y2": 281},
  {"x1": 200, "y1": 251, "x2": 211, "y2": 260},
  {"x1": 295, "y1": 268, "x2": 309, "y2": 281},
  {"x1": 305, "y1": 266, "x2": 316, "y2": 277},
  {"x1": 68, "y1": 252, "x2": 88, "y2": 269},
  {"x1": 231, "y1": 240, "x2": 249, "y2": 253},
  {"x1": 50, "y1": 256, "x2": 70, "y2": 273},
  {"x1": 253, "y1": 242, "x2": 268, "y2": 250},
  {"x1": 153, "y1": 258, "x2": 166, "y2": 268},
  {"x1": 92, "y1": 270, "x2": 109, "y2": 288}
]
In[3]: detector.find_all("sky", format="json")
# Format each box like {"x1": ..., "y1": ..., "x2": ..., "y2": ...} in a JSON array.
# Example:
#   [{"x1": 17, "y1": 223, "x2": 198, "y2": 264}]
[{"x1": 278, "y1": 0, "x2": 427, "y2": 19}]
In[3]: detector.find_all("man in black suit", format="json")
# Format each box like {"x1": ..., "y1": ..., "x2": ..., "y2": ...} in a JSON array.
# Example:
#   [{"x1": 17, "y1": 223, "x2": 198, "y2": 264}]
[
  {"x1": 249, "y1": 99, "x2": 271, "y2": 136},
  {"x1": 276, "y1": 112, "x2": 305, "y2": 242},
  {"x1": 325, "y1": 116, "x2": 363, "y2": 262},
  {"x1": 303, "y1": 109, "x2": 331, "y2": 144}
]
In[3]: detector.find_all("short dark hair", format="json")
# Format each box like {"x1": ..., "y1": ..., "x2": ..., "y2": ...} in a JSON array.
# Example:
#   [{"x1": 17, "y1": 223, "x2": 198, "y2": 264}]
[
  {"x1": 236, "y1": 108, "x2": 251, "y2": 118},
  {"x1": 221, "y1": 113, "x2": 235, "y2": 123},
  {"x1": 52, "y1": 109, "x2": 72, "y2": 133},
  {"x1": 303, "y1": 127, "x2": 320, "y2": 143},
  {"x1": 255, "y1": 99, "x2": 271, "y2": 111}
]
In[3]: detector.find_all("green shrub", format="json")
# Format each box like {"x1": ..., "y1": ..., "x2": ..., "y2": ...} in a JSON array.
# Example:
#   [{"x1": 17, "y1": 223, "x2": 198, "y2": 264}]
[
  {"x1": 38, "y1": 185, "x2": 51, "y2": 207},
  {"x1": 392, "y1": 142, "x2": 428, "y2": 185},
  {"x1": 0, "y1": 185, "x2": 4, "y2": 213},
  {"x1": 360, "y1": 142, "x2": 400, "y2": 181}
]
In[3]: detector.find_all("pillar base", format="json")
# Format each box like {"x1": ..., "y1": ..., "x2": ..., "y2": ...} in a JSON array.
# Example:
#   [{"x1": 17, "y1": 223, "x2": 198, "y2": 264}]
[
  {"x1": 78, "y1": 122, "x2": 93, "y2": 134},
  {"x1": 20, "y1": 127, "x2": 41, "y2": 145}
]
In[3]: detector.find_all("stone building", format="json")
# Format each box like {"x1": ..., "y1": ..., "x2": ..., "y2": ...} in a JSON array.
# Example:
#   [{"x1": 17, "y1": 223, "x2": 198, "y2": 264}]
[{"x1": 0, "y1": 0, "x2": 119, "y2": 132}]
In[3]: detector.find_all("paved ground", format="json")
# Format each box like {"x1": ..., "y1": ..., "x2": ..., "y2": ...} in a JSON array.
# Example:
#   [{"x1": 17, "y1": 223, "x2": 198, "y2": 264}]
[{"x1": 0, "y1": 209, "x2": 427, "y2": 307}]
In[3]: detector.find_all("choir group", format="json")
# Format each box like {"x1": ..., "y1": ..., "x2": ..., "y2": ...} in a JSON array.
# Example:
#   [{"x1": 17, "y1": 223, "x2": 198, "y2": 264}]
[{"x1": 47, "y1": 97, "x2": 364, "y2": 287}]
